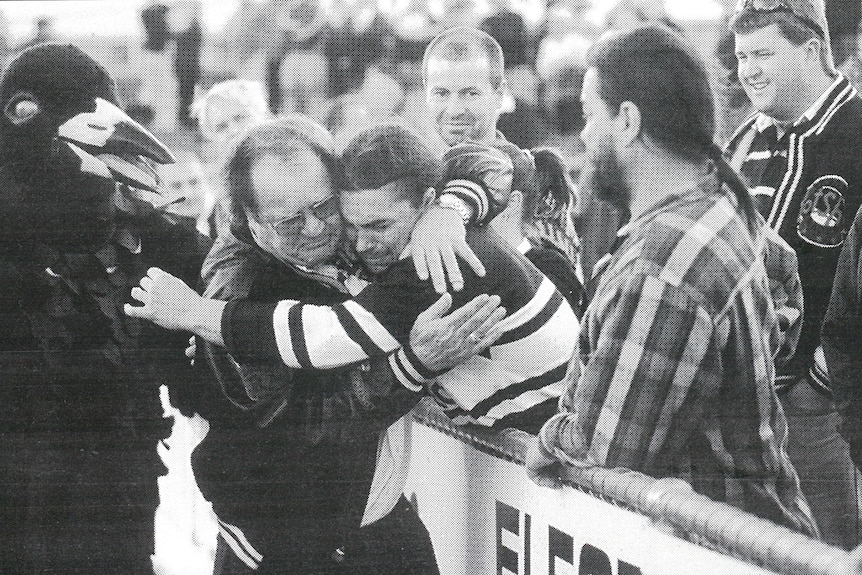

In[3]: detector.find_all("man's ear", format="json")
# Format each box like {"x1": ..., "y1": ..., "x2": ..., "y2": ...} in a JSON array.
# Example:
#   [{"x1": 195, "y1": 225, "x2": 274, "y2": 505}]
[
  {"x1": 616, "y1": 101, "x2": 642, "y2": 148},
  {"x1": 803, "y1": 37, "x2": 823, "y2": 66}
]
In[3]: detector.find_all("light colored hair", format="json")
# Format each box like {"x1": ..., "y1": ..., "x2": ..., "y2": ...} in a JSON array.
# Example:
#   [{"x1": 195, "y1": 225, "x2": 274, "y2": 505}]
[{"x1": 191, "y1": 80, "x2": 269, "y2": 135}]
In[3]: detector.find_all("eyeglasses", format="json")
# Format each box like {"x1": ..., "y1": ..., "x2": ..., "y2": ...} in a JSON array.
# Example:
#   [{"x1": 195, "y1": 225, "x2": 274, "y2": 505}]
[
  {"x1": 260, "y1": 195, "x2": 339, "y2": 235},
  {"x1": 734, "y1": 0, "x2": 825, "y2": 37}
]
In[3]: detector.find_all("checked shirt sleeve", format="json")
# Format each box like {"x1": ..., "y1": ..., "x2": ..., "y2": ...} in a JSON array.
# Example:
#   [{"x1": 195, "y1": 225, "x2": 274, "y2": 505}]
[{"x1": 539, "y1": 272, "x2": 717, "y2": 473}]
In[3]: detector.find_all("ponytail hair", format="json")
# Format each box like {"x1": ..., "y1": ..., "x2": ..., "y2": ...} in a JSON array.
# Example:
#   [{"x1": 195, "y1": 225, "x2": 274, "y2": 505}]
[
  {"x1": 705, "y1": 142, "x2": 760, "y2": 234},
  {"x1": 531, "y1": 147, "x2": 575, "y2": 226},
  {"x1": 587, "y1": 25, "x2": 760, "y2": 235}
]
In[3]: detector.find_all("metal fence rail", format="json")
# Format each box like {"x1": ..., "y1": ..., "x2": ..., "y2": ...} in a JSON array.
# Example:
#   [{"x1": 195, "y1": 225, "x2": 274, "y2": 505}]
[{"x1": 411, "y1": 398, "x2": 855, "y2": 575}]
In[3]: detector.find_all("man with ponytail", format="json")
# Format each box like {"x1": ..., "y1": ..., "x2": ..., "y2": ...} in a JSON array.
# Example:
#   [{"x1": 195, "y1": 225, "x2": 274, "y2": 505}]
[
  {"x1": 525, "y1": 25, "x2": 818, "y2": 536},
  {"x1": 727, "y1": 0, "x2": 862, "y2": 549}
]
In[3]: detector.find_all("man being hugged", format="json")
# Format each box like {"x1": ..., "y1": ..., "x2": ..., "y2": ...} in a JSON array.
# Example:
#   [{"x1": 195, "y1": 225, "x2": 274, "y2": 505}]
[{"x1": 128, "y1": 124, "x2": 578, "y2": 434}]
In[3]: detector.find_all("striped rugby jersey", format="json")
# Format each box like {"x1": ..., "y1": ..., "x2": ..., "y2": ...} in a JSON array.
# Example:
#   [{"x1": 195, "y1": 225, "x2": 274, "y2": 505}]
[
  {"x1": 538, "y1": 173, "x2": 818, "y2": 536},
  {"x1": 725, "y1": 73, "x2": 862, "y2": 394},
  {"x1": 223, "y1": 226, "x2": 579, "y2": 430}
]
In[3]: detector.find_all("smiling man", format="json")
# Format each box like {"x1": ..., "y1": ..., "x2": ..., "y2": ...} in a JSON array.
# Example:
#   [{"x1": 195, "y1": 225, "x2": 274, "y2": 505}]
[
  {"x1": 726, "y1": 0, "x2": 862, "y2": 549},
  {"x1": 423, "y1": 27, "x2": 505, "y2": 147}
]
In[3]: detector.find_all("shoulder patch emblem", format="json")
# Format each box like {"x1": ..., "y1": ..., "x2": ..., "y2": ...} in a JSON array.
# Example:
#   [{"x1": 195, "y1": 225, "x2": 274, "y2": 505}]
[{"x1": 797, "y1": 175, "x2": 848, "y2": 247}]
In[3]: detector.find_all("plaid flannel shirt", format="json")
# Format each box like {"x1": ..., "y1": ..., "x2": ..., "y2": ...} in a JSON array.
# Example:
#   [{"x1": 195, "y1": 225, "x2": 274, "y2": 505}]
[{"x1": 539, "y1": 173, "x2": 818, "y2": 536}]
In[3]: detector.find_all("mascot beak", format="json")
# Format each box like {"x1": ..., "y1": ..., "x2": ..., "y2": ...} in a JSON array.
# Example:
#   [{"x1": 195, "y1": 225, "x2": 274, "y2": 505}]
[{"x1": 57, "y1": 97, "x2": 175, "y2": 192}]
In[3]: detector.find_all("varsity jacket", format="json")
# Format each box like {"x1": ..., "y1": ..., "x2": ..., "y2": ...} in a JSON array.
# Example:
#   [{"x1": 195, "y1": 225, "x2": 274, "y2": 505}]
[
  {"x1": 725, "y1": 74, "x2": 862, "y2": 394},
  {"x1": 223, "y1": 226, "x2": 579, "y2": 433}
]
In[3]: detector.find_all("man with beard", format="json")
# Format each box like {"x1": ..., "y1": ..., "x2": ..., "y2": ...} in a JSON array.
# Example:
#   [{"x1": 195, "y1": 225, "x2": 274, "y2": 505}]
[
  {"x1": 524, "y1": 25, "x2": 818, "y2": 535},
  {"x1": 726, "y1": 0, "x2": 862, "y2": 549}
]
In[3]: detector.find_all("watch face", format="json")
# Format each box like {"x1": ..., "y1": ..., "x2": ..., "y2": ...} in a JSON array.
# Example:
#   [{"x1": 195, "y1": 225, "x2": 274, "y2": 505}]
[{"x1": 797, "y1": 174, "x2": 848, "y2": 248}]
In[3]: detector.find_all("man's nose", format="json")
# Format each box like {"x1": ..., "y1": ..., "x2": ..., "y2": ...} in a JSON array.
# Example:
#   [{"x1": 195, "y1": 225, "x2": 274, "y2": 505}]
[
  {"x1": 354, "y1": 231, "x2": 375, "y2": 253},
  {"x1": 445, "y1": 94, "x2": 465, "y2": 116},
  {"x1": 301, "y1": 210, "x2": 326, "y2": 237},
  {"x1": 739, "y1": 58, "x2": 761, "y2": 80}
]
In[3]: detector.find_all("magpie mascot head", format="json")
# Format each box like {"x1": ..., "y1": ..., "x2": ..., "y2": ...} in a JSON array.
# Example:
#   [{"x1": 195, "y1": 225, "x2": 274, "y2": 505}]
[{"x1": 0, "y1": 43, "x2": 174, "y2": 250}]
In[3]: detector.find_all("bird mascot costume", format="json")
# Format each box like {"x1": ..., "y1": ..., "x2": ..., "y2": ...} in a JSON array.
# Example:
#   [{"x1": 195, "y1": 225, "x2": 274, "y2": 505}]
[{"x1": 0, "y1": 44, "x2": 176, "y2": 573}]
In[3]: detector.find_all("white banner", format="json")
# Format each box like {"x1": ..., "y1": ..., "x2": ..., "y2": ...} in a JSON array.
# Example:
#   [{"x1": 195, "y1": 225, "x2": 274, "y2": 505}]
[{"x1": 405, "y1": 420, "x2": 776, "y2": 575}]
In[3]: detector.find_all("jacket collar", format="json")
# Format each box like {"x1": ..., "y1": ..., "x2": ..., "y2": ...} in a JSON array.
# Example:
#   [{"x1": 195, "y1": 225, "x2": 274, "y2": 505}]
[{"x1": 754, "y1": 73, "x2": 853, "y2": 134}]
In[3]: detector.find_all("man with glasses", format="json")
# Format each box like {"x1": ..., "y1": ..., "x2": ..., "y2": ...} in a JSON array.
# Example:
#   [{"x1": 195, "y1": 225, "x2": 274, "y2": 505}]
[{"x1": 726, "y1": 0, "x2": 862, "y2": 548}]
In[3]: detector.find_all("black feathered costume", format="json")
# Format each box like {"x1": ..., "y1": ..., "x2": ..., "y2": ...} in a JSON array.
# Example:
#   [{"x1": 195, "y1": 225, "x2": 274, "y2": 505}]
[{"x1": 0, "y1": 44, "x2": 175, "y2": 573}]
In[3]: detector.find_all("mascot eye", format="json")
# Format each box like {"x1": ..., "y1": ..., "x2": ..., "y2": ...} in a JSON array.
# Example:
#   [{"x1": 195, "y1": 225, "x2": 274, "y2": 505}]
[{"x1": 4, "y1": 94, "x2": 40, "y2": 124}]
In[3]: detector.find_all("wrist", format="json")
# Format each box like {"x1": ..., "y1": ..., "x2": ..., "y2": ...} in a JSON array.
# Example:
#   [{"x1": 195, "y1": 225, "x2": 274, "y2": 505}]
[{"x1": 188, "y1": 296, "x2": 228, "y2": 347}]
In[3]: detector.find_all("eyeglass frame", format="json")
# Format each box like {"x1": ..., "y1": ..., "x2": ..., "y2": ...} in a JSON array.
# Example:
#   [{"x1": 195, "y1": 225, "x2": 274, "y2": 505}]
[
  {"x1": 257, "y1": 194, "x2": 340, "y2": 236},
  {"x1": 734, "y1": 0, "x2": 825, "y2": 38}
]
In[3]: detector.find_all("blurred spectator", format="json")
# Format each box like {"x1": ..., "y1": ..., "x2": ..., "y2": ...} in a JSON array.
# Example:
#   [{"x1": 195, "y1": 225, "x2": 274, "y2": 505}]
[
  {"x1": 328, "y1": 67, "x2": 406, "y2": 147},
  {"x1": 265, "y1": 0, "x2": 329, "y2": 119},
  {"x1": 172, "y1": 0, "x2": 204, "y2": 128},
  {"x1": 325, "y1": 0, "x2": 395, "y2": 98},
  {"x1": 191, "y1": 80, "x2": 272, "y2": 298},
  {"x1": 437, "y1": 0, "x2": 483, "y2": 30},
  {"x1": 16, "y1": 15, "x2": 57, "y2": 53},
  {"x1": 391, "y1": 0, "x2": 440, "y2": 82},
  {"x1": 497, "y1": 65, "x2": 551, "y2": 149},
  {"x1": 537, "y1": 0, "x2": 595, "y2": 136},
  {"x1": 157, "y1": 148, "x2": 218, "y2": 238},
  {"x1": 192, "y1": 79, "x2": 270, "y2": 159},
  {"x1": 604, "y1": 0, "x2": 682, "y2": 34},
  {"x1": 217, "y1": 0, "x2": 269, "y2": 82},
  {"x1": 827, "y1": 0, "x2": 862, "y2": 68},
  {"x1": 480, "y1": 0, "x2": 530, "y2": 69},
  {"x1": 139, "y1": 2, "x2": 176, "y2": 131}
]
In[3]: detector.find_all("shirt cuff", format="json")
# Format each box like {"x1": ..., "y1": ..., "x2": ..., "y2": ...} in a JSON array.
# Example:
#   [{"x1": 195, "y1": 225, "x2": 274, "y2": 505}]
[
  {"x1": 387, "y1": 343, "x2": 450, "y2": 392},
  {"x1": 440, "y1": 180, "x2": 486, "y2": 223},
  {"x1": 222, "y1": 299, "x2": 281, "y2": 363}
]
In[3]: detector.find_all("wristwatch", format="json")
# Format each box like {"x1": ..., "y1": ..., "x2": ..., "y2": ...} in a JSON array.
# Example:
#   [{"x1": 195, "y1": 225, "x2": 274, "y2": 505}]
[{"x1": 436, "y1": 193, "x2": 472, "y2": 225}]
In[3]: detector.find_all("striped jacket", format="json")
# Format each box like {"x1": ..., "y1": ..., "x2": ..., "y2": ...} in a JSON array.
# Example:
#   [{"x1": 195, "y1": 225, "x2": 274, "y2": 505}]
[
  {"x1": 223, "y1": 226, "x2": 579, "y2": 431},
  {"x1": 725, "y1": 74, "x2": 862, "y2": 394},
  {"x1": 538, "y1": 173, "x2": 818, "y2": 536}
]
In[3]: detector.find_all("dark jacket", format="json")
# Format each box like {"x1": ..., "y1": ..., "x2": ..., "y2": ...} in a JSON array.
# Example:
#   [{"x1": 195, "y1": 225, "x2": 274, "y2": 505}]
[
  {"x1": 190, "y1": 224, "x2": 419, "y2": 565},
  {"x1": 725, "y1": 75, "x2": 862, "y2": 394}
]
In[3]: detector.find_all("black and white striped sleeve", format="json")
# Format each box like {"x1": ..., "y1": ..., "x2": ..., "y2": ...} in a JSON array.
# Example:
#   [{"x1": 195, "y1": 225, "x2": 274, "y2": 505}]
[{"x1": 222, "y1": 298, "x2": 402, "y2": 370}]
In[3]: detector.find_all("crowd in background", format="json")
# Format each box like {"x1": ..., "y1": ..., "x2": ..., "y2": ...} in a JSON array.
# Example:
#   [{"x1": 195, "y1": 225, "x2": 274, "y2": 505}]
[{"x1": 3, "y1": 0, "x2": 862, "y2": 573}]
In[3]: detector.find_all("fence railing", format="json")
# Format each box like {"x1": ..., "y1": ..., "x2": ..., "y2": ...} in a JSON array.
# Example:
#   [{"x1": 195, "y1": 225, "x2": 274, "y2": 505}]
[{"x1": 409, "y1": 398, "x2": 855, "y2": 575}]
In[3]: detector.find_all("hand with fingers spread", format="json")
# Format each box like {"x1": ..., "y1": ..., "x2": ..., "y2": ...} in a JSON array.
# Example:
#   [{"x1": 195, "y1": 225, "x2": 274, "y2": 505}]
[
  {"x1": 409, "y1": 292, "x2": 507, "y2": 373},
  {"x1": 407, "y1": 206, "x2": 485, "y2": 294},
  {"x1": 407, "y1": 141, "x2": 513, "y2": 294}
]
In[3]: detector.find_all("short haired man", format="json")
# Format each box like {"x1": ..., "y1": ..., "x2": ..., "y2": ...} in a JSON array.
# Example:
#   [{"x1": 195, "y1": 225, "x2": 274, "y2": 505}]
[
  {"x1": 128, "y1": 124, "x2": 578, "y2": 435},
  {"x1": 422, "y1": 26, "x2": 506, "y2": 147},
  {"x1": 417, "y1": 27, "x2": 582, "y2": 288},
  {"x1": 525, "y1": 25, "x2": 818, "y2": 536},
  {"x1": 726, "y1": 0, "x2": 862, "y2": 548}
]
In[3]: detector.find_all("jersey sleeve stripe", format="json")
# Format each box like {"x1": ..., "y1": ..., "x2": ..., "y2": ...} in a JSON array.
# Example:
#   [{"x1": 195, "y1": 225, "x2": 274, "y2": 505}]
[
  {"x1": 341, "y1": 300, "x2": 401, "y2": 352},
  {"x1": 466, "y1": 362, "x2": 569, "y2": 418},
  {"x1": 443, "y1": 179, "x2": 489, "y2": 220},
  {"x1": 496, "y1": 289, "x2": 565, "y2": 346},
  {"x1": 333, "y1": 303, "x2": 386, "y2": 358},
  {"x1": 389, "y1": 350, "x2": 424, "y2": 392},
  {"x1": 288, "y1": 303, "x2": 312, "y2": 370}
]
